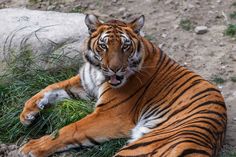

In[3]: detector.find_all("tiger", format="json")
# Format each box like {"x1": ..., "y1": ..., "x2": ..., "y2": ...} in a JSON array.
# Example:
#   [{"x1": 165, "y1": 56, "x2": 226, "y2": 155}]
[{"x1": 19, "y1": 14, "x2": 227, "y2": 157}]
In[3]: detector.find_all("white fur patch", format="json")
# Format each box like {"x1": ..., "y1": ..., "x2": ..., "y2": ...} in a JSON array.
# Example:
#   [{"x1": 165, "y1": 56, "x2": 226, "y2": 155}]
[
  {"x1": 79, "y1": 63, "x2": 105, "y2": 98},
  {"x1": 56, "y1": 144, "x2": 79, "y2": 152},
  {"x1": 129, "y1": 124, "x2": 151, "y2": 143},
  {"x1": 37, "y1": 89, "x2": 70, "y2": 109},
  {"x1": 129, "y1": 114, "x2": 167, "y2": 143}
]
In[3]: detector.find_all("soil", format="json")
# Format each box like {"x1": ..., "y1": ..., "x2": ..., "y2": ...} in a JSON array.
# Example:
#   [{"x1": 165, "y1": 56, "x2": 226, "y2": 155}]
[{"x1": 0, "y1": 0, "x2": 236, "y2": 156}]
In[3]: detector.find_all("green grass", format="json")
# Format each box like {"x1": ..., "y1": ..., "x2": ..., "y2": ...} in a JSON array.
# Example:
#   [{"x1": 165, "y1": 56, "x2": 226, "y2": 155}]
[
  {"x1": 179, "y1": 19, "x2": 192, "y2": 31},
  {"x1": 232, "y1": 2, "x2": 236, "y2": 7},
  {"x1": 29, "y1": 0, "x2": 38, "y2": 4},
  {"x1": 70, "y1": 6, "x2": 86, "y2": 13},
  {"x1": 230, "y1": 76, "x2": 236, "y2": 82},
  {"x1": 224, "y1": 24, "x2": 236, "y2": 37},
  {"x1": 230, "y1": 11, "x2": 236, "y2": 19},
  {"x1": 2, "y1": 47, "x2": 235, "y2": 156},
  {"x1": 0, "y1": 48, "x2": 126, "y2": 156},
  {"x1": 145, "y1": 34, "x2": 155, "y2": 41},
  {"x1": 211, "y1": 75, "x2": 226, "y2": 84},
  {"x1": 220, "y1": 150, "x2": 236, "y2": 157}
]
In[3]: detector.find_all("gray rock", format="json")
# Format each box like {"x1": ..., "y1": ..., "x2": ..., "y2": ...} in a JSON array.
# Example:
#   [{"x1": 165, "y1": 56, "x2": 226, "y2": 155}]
[
  {"x1": 194, "y1": 26, "x2": 208, "y2": 34},
  {"x1": 0, "y1": 8, "x2": 88, "y2": 73}
]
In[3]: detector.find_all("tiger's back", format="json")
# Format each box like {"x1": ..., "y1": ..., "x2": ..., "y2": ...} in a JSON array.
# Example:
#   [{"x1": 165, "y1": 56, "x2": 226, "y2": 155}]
[{"x1": 95, "y1": 38, "x2": 227, "y2": 156}]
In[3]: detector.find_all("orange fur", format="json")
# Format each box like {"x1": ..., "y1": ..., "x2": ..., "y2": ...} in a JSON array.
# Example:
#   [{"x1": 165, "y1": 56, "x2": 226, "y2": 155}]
[{"x1": 19, "y1": 15, "x2": 227, "y2": 157}]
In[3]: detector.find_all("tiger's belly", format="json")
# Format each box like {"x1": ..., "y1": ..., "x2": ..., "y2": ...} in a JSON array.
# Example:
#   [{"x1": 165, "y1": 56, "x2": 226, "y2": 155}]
[{"x1": 79, "y1": 63, "x2": 106, "y2": 99}]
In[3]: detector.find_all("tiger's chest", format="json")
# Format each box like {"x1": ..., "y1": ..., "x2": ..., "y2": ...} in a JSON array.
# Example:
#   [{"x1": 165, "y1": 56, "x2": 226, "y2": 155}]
[{"x1": 79, "y1": 62, "x2": 106, "y2": 98}]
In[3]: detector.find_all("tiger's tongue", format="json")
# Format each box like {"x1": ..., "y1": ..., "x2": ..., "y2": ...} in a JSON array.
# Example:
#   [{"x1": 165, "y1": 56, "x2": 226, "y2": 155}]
[{"x1": 109, "y1": 75, "x2": 120, "y2": 85}]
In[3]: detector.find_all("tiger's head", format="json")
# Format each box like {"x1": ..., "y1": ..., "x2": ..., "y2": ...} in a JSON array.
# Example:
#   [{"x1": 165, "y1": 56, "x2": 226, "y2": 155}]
[{"x1": 84, "y1": 14, "x2": 145, "y2": 88}]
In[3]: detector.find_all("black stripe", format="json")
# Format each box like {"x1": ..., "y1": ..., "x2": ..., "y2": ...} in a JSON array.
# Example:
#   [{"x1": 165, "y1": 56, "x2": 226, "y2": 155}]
[
  {"x1": 65, "y1": 89, "x2": 77, "y2": 99},
  {"x1": 198, "y1": 110, "x2": 227, "y2": 122},
  {"x1": 103, "y1": 82, "x2": 146, "y2": 111},
  {"x1": 143, "y1": 69, "x2": 191, "y2": 111},
  {"x1": 173, "y1": 76, "x2": 202, "y2": 93},
  {"x1": 84, "y1": 53, "x2": 100, "y2": 67},
  {"x1": 85, "y1": 135, "x2": 100, "y2": 145},
  {"x1": 178, "y1": 148, "x2": 211, "y2": 157},
  {"x1": 191, "y1": 88, "x2": 221, "y2": 99},
  {"x1": 88, "y1": 64, "x2": 96, "y2": 86},
  {"x1": 147, "y1": 94, "x2": 210, "y2": 129},
  {"x1": 152, "y1": 79, "x2": 202, "y2": 127},
  {"x1": 189, "y1": 101, "x2": 226, "y2": 113},
  {"x1": 121, "y1": 127, "x2": 211, "y2": 152},
  {"x1": 146, "y1": 107, "x2": 225, "y2": 140},
  {"x1": 143, "y1": 108, "x2": 171, "y2": 123},
  {"x1": 156, "y1": 48, "x2": 164, "y2": 67},
  {"x1": 81, "y1": 67, "x2": 89, "y2": 92},
  {"x1": 104, "y1": 54, "x2": 168, "y2": 111},
  {"x1": 129, "y1": 54, "x2": 169, "y2": 115},
  {"x1": 99, "y1": 87, "x2": 112, "y2": 99},
  {"x1": 161, "y1": 139, "x2": 211, "y2": 157},
  {"x1": 137, "y1": 41, "x2": 141, "y2": 53},
  {"x1": 96, "y1": 97, "x2": 116, "y2": 107},
  {"x1": 139, "y1": 65, "x2": 183, "y2": 118}
]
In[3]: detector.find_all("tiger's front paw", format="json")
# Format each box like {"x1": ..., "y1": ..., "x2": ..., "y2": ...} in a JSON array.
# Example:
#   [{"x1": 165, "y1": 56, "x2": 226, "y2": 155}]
[
  {"x1": 20, "y1": 93, "x2": 47, "y2": 126},
  {"x1": 19, "y1": 136, "x2": 54, "y2": 157}
]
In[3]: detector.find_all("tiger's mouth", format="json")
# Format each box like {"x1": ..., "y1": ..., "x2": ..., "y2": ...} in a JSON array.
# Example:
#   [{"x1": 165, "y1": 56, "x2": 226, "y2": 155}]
[{"x1": 106, "y1": 75, "x2": 125, "y2": 87}]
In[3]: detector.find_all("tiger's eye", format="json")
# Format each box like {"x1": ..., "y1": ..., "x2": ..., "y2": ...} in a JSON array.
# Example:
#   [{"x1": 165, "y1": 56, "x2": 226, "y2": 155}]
[
  {"x1": 123, "y1": 44, "x2": 129, "y2": 49},
  {"x1": 100, "y1": 43, "x2": 107, "y2": 49}
]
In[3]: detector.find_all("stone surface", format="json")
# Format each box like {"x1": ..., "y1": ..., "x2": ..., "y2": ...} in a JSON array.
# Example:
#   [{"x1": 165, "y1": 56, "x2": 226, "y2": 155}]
[
  {"x1": 0, "y1": 8, "x2": 88, "y2": 72},
  {"x1": 194, "y1": 26, "x2": 208, "y2": 34}
]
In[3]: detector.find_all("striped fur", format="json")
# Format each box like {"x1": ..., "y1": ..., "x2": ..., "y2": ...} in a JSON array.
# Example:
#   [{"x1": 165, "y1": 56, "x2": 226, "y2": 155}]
[{"x1": 19, "y1": 15, "x2": 227, "y2": 157}]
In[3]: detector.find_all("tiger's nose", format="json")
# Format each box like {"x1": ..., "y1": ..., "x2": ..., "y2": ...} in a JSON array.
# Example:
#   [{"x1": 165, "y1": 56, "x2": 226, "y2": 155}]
[{"x1": 109, "y1": 65, "x2": 123, "y2": 73}]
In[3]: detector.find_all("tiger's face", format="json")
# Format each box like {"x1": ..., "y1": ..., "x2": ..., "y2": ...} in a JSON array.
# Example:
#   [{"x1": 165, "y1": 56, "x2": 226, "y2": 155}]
[{"x1": 85, "y1": 14, "x2": 145, "y2": 88}]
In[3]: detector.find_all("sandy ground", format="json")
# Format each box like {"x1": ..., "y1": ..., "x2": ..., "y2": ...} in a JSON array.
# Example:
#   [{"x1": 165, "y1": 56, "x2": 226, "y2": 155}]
[{"x1": 0, "y1": 0, "x2": 236, "y2": 156}]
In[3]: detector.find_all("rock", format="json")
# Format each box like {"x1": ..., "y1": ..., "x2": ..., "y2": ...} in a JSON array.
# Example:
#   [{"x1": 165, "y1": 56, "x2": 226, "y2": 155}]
[
  {"x1": 219, "y1": 42, "x2": 225, "y2": 47},
  {"x1": 47, "y1": 5, "x2": 56, "y2": 10},
  {"x1": 194, "y1": 26, "x2": 208, "y2": 34},
  {"x1": 0, "y1": 8, "x2": 88, "y2": 73},
  {"x1": 161, "y1": 33, "x2": 167, "y2": 38},
  {"x1": 118, "y1": 7, "x2": 126, "y2": 14},
  {"x1": 158, "y1": 43, "x2": 165, "y2": 49},
  {"x1": 8, "y1": 145, "x2": 18, "y2": 150},
  {"x1": 233, "y1": 117, "x2": 236, "y2": 121},
  {"x1": 89, "y1": 3, "x2": 96, "y2": 10},
  {"x1": 165, "y1": 0, "x2": 173, "y2": 5}
]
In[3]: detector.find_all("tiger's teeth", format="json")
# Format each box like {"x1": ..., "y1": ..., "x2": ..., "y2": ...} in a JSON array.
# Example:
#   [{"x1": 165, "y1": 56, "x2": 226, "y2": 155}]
[{"x1": 108, "y1": 80, "x2": 121, "y2": 84}]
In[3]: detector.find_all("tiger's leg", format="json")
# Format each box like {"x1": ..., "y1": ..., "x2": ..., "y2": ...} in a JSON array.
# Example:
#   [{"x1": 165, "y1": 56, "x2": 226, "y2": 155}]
[
  {"x1": 19, "y1": 109, "x2": 134, "y2": 157},
  {"x1": 114, "y1": 130, "x2": 213, "y2": 157},
  {"x1": 20, "y1": 75, "x2": 89, "y2": 125}
]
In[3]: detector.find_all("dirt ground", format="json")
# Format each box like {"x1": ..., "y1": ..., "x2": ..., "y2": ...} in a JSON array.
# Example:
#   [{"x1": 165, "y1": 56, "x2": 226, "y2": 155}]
[{"x1": 0, "y1": 0, "x2": 236, "y2": 156}]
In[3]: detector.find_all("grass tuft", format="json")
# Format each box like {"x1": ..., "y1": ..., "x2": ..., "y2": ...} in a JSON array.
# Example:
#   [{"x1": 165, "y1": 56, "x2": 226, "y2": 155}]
[
  {"x1": 70, "y1": 6, "x2": 86, "y2": 13},
  {"x1": 0, "y1": 48, "x2": 126, "y2": 156},
  {"x1": 145, "y1": 34, "x2": 155, "y2": 41},
  {"x1": 224, "y1": 24, "x2": 236, "y2": 37},
  {"x1": 29, "y1": 0, "x2": 38, "y2": 4},
  {"x1": 230, "y1": 76, "x2": 236, "y2": 82},
  {"x1": 232, "y1": 2, "x2": 236, "y2": 7},
  {"x1": 179, "y1": 19, "x2": 192, "y2": 31},
  {"x1": 211, "y1": 76, "x2": 226, "y2": 84},
  {"x1": 230, "y1": 11, "x2": 236, "y2": 19}
]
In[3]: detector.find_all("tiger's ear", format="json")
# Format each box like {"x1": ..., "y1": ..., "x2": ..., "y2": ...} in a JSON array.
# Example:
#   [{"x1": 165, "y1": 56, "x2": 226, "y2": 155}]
[
  {"x1": 129, "y1": 15, "x2": 145, "y2": 34},
  {"x1": 85, "y1": 14, "x2": 102, "y2": 34}
]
